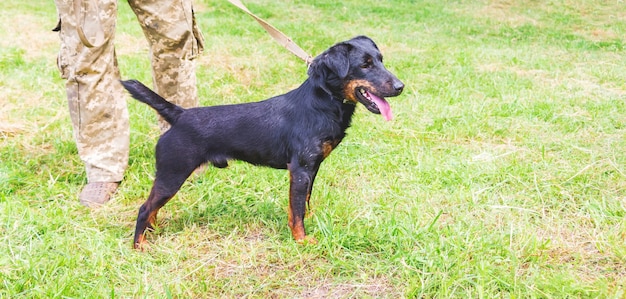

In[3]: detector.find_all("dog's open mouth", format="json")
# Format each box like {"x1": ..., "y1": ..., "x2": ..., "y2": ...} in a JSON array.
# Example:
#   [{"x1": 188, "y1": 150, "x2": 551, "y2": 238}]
[{"x1": 356, "y1": 88, "x2": 393, "y2": 121}]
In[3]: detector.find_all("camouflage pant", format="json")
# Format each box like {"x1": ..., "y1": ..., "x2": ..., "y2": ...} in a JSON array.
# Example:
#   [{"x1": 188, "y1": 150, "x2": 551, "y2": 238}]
[{"x1": 54, "y1": 0, "x2": 204, "y2": 183}]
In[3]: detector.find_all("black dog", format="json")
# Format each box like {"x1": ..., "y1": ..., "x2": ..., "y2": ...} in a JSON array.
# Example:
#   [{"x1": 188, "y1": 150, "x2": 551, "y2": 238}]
[{"x1": 122, "y1": 36, "x2": 404, "y2": 249}]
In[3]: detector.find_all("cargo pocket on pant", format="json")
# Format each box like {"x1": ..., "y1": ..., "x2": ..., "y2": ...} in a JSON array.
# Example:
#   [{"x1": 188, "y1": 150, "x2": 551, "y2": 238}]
[{"x1": 56, "y1": 45, "x2": 72, "y2": 80}]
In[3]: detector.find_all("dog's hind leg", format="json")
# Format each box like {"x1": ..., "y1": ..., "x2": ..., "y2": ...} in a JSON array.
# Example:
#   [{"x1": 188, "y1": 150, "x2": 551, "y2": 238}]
[{"x1": 133, "y1": 169, "x2": 192, "y2": 250}]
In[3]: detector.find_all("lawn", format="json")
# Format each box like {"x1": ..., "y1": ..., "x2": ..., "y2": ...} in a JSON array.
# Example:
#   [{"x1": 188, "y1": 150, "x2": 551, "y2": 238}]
[{"x1": 1, "y1": 0, "x2": 625, "y2": 297}]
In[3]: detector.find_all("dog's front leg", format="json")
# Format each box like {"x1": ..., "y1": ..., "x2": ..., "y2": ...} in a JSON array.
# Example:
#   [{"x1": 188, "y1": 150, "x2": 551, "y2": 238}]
[{"x1": 287, "y1": 162, "x2": 319, "y2": 244}]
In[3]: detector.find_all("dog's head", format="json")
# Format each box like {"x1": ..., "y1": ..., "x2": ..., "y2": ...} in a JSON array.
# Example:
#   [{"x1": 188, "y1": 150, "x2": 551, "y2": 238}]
[{"x1": 308, "y1": 36, "x2": 404, "y2": 121}]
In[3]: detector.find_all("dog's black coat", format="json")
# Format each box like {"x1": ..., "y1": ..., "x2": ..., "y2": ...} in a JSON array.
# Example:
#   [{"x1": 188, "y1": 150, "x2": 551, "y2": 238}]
[{"x1": 122, "y1": 36, "x2": 404, "y2": 248}]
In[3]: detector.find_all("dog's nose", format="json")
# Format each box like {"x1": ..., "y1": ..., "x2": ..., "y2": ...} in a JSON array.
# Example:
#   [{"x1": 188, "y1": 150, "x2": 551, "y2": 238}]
[{"x1": 393, "y1": 80, "x2": 404, "y2": 94}]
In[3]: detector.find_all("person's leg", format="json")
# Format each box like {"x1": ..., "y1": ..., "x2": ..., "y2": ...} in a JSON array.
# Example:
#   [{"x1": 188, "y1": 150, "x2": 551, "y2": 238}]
[
  {"x1": 128, "y1": 0, "x2": 205, "y2": 132},
  {"x1": 54, "y1": 0, "x2": 129, "y2": 206}
]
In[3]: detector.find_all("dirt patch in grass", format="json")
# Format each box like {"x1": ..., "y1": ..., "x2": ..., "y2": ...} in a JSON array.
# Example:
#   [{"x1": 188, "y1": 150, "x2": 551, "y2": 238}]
[
  {"x1": 300, "y1": 276, "x2": 398, "y2": 299},
  {"x1": 144, "y1": 227, "x2": 403, "y2": 297},
  {"x1": 474, "y1": 0, "x2": 538, "y2": 26},
  {"x1": 477, "y1": 62, "x2": 626, "y2": 98},
  {"x1": 0, "y1": 13, "x2": 58, "y2": 60},
  {"x1": 464, "y1": 0, "x2": 625, "y2": 45},
  {"x1": 535, "y1": 224, "x2": 626, "y2": 286}
]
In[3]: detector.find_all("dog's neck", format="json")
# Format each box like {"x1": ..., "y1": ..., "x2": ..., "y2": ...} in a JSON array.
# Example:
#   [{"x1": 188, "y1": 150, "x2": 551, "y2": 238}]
[
  {"x1": 296, "y1": 79, "x2": 356, "y2": 132},
  {"x1": 326, "y1": 90, "x2": 357, "y2": 132}
]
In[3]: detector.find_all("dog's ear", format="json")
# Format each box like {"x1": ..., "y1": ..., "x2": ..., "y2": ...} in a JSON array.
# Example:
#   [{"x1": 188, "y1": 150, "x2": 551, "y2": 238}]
[
  {"x1": 308, "y1": 43, "x2": 351, "y2": 94},
  {"x1": 322, "y1": 43, "x2": 351, "y2": 78}
]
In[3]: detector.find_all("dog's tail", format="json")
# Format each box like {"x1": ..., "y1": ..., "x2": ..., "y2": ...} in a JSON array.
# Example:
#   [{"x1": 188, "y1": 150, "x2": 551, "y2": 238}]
[{"x1": 121, "y1": 79, "x2": 184, "y2": 125}]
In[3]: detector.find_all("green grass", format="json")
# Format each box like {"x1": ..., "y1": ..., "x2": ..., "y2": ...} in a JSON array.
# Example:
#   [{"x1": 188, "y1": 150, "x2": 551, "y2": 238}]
[{"x1": 1, "y1": 0, "x2": 626, "y2": 297}]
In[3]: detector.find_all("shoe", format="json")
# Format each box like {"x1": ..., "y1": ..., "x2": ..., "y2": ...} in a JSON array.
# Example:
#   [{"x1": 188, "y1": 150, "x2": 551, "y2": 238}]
[{"x1": 79, "y1": 182, "x2": 119, "y2": 208}]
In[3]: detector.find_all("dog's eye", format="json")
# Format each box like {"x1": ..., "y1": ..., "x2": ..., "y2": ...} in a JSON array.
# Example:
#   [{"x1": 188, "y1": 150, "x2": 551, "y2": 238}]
[{"x1": 361, "y1": 58, "x2": 373, "y2": 69}]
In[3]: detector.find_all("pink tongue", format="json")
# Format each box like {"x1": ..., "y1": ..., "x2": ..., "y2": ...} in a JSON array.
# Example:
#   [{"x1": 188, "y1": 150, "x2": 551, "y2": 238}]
[{"x1": 367, "y1": 91, "x2": 393, "y2": 121}]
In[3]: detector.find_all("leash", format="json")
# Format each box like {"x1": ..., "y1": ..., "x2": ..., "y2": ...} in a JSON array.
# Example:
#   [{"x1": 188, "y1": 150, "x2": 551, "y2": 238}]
[
  {"x1": 73, "y1": 0, "x2": 312, "y2": 64},
  {"x1": 227, "y1": 0, "x2": 313, "y2": 66}
]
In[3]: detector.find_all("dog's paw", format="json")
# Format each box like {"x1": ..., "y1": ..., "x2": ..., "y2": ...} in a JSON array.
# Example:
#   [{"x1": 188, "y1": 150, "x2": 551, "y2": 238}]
[
  {"x1": 296, "y1": 235, "x2": 318, "y2": 245},
  {"x1": 133, "y1": 235, "x2": 151, "y2": 251}
]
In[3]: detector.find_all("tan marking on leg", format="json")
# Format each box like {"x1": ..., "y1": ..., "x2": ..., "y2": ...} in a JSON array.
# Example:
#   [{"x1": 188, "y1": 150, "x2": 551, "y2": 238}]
[
  {"x1": 134, "y1": 234, "x2": 150, "y2": 251},
  {"x1": 322, "y1": 141, "x2": 334, "y2": 159},
  {"x1": 288, "y1": 199, "x2": 306, "y2": 241},
  {"x1": 147, "y1": 209, "x2": 159, "y2": 228},
  {"x1": 322, "y1": 139, "x2": 340, "y2": 159},
  {"x1": 291, "y1": 223, "x2": 306, "y2": 241}
]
